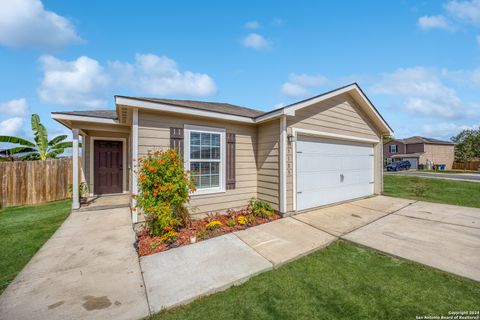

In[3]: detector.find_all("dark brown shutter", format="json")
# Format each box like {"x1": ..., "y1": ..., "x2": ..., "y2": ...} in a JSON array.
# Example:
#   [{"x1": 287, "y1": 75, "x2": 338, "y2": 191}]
[
  {"x1": 226, "y1": 133, "x2": 236, "y2": 190},
  {"x1": 170, "y1": 127, "x2": 184, "y2": 159}
]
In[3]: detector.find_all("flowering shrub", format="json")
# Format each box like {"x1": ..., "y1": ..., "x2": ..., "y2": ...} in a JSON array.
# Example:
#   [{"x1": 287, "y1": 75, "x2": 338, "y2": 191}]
[
  {"x1": 237, "y1": 215, "x2": 247, "y2": 225},
  {"x1": 248, "y1": 197, "x2": 274, "y2": 218},
  {"x1": 205, "y1": 220, "x2": 222, "y2": 230},
  {"x1": 160, "y1": 230, "x2": 178, "y2": 244},
  {"x1": 135, "y1": 148, "x2": 196, "y2": 236}
]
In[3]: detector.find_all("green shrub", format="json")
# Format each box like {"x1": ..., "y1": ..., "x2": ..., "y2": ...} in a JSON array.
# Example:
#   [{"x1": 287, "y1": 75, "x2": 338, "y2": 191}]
[
  {"x1": 226, "y1": 219, "x2": 235, "y2": 227},
  {"x1": 248, "y1": 197, "x2": 274, "y2": 218}
]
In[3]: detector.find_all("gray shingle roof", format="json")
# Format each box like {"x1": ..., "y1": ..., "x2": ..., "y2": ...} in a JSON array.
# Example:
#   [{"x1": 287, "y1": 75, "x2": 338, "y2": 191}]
[
  {"x1": 398, "y1": 136, "x2": 454, "y2": 145},
  {"x1": 51, "y1": 110, "x2": 118, "y2": 120},
  {"x1": 116, "y1": 96, "x2": 265, "y2": 118}
]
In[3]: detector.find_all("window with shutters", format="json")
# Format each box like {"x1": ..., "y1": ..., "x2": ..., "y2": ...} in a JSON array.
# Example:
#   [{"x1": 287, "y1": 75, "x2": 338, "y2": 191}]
[{"x1": 184, "y1": 125, "x2": 226, "y2": 195}]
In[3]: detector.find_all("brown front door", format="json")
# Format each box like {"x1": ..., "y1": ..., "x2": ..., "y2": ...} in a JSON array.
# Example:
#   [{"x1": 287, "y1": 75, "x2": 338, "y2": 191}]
[{"x1": 94, "y1": 140, "x2": 123, "y2": 194}]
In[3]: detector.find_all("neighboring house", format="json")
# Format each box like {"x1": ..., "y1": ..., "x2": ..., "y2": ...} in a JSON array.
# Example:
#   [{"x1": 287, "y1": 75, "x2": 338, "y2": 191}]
[
  {"x1": 52, "y1": 83, "x2": 393, "y2": 222},
  {"x1": 383, "y1": 136, "x2": 455, "y2": 169}
]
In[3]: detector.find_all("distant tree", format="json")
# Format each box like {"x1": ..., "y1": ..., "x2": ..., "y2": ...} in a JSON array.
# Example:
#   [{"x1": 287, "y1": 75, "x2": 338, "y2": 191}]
[
  {"x1": 383, "y1": 136, "x2": 393, "y2": 143},
  {"x1": 451, "y1": 128, "x2": 480, "y2": 170},
  {"x1": 0, "y1": 114, "x2": 75, "y2": 160}
]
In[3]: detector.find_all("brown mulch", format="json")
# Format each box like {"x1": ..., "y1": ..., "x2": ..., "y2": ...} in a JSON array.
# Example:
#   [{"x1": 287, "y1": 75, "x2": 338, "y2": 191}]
[{"x1": 137, "y1": 209, "x2": 281, "y2": 256}]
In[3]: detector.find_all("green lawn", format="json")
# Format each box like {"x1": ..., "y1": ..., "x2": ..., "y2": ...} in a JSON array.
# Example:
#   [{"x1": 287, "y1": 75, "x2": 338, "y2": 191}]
[
  {"x1": 0, "y1": 200, "x2": 71, "y2": 294},
  {"x1": 384, "y1": 175, "x2": 480, "y2": 208},
  {"x1": 153, "y1": 241, "x2": 479, "y2": 320}
]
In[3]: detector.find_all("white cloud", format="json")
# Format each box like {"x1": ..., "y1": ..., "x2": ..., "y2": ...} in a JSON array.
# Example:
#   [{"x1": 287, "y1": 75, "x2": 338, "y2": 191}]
[
  {"x1": 38, "y1": 55, "x2": 109, "y2": 107},
  {"x1": 242, "y1": 33, "x2": 270, "y2": 50},
  {"x1": 445, "y1": 0, "x2": 480, "y2": 25},
  {"x1": 37, "y1": 53, "x2": 217, "y2": 107},
  {"x1": 0, "y1": 117, "x2": 24, "y2": 136},
  {"x1": 0, "y1": 98, "x2": 29, "y2": 117},
  {"x1": 371, "y1": 67, "x2": 469, "y2": 119},
  {"x1": 109, "y1": 53, "x2": 217, "y2": 96},
  {"x1": 281, "y1": 73, "x2": 329, "y2": 97},
  {"x1": 245, "y1": 21, "x2": 259, "y2": 29},
  {"x1": 422, "y1": 122, "x2": 480, "y2": 138},
  {"x1": 417, "y1": 15, "x2": 451, "y2": 30},
  {"x1": 0, "y1": 0, "x2": 81, "y2": 50}
]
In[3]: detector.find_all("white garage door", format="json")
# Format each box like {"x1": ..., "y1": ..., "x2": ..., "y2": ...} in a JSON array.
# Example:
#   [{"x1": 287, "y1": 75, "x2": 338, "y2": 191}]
[
  {"x1": 296, "y1": 136, "x2": 375, "y2": 211},
  {"x1": 403, "y1": 158, "x2": 418, "y2": 170}
]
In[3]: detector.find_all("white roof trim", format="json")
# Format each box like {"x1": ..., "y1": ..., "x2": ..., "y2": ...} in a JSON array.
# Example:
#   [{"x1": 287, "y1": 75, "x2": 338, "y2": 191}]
[
  {"x1": 113, "y1": 84, "x2": 393, "y2": 135},
  {"x1": 51, "y1": 113, "x2": 118, "y2": 124},
  {"x1": 115, "y1": 96, "x2": 255, "y2": 124}
]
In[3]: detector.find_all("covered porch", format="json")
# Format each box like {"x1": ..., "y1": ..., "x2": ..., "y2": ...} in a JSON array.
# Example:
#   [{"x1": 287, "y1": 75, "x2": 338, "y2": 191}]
[{"x1": 51, "y1": 109, "x2": 137, "y2": 217}]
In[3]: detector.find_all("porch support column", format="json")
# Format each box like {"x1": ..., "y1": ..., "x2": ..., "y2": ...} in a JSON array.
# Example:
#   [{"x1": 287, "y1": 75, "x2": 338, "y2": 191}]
[
  {"x1": 131, "y1": 108, "x2": 139, "y2": 223},
  {"x1": 279, "y1": 115, "x2": 287, "y2": 214},
  {"x1": 72, "y1": 128, "x2": 80, "y2": 209}
]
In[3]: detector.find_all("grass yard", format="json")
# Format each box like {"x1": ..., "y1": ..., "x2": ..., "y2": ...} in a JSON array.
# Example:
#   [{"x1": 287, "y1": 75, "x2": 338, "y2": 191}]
[
  {"x1": 153, "y1": 241, "x2": 480, "y2": 320},
  {"x1": 384, "y1": 174, "x2": 480, "y2": 208},
  {"x1": 0, "y1": 200, "x2": 71, "y2": 294}
]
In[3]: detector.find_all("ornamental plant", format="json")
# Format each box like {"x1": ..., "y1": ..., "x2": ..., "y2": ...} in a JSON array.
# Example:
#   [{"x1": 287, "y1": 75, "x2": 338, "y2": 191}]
[
  {"x1": 135, "y1": 148, "x2": 196, "y2": 237},
  {"x1": 205, "y1": 220, "x2": 222, "y2": 231}
]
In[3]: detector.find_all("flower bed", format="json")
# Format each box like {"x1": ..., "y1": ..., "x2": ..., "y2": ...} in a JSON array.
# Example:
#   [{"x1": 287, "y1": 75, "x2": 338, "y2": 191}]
[{"x1": 137, "y1": 207, "x2": 281, "y2": 256}]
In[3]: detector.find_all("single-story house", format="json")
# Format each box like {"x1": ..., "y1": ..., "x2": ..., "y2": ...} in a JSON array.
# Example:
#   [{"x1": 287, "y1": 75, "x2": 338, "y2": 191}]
[
  {"x1": 52, "y1": 83, "x2": 393, "y2": 222},
  {"x1": 383, "y1": 136, "x2": 454, "y2": 169}
]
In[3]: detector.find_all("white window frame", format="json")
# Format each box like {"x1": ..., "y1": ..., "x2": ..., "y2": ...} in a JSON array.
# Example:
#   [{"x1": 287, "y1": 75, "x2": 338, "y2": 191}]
[
  {"x1": 390, "y1": 144, "x2": 397, "y2": 153},
  {"x1": 184, "y1": 124, "x2": 226, "y2": 195}
]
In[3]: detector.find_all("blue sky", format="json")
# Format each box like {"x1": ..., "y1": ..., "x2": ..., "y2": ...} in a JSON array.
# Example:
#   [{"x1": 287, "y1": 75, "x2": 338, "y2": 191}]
[{"x1": 1, "y1": 0, "x2": 480, "y2": 141}]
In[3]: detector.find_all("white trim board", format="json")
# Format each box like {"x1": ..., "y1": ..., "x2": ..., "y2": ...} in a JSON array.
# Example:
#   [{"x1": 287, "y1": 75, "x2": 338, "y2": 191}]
[
  {"x1": 89, "y1": 136, "x2": 128, "y2": 196},
  {"x1": 52, "y1": 113, "x2": 119, "y2": 124}
]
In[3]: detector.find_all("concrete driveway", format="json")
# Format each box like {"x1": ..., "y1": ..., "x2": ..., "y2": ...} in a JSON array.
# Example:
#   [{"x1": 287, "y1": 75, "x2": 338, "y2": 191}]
[
  {"x1": 0, "y1": 207, "x2": 149, "y2": 320},
  {"x1": 295, "y1": 196, "x2": 480, "y2": 282}
]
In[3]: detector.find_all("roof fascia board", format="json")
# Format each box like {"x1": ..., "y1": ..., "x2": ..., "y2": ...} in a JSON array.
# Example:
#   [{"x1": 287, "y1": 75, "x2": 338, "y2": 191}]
[
  {"x1": 51, "y1": 113, "x2": 119, "y2": 124},
  {"x1": 115, "y1": 96, "x2": 255, "y2": 124}
]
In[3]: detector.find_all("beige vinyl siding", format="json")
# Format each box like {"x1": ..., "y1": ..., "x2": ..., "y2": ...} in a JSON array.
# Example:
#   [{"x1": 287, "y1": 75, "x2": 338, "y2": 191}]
[
  {"x1": 287, "y1": 93, "x2": 381, "y2": 212},
  {"x1": 256, "y1": 120, "x2": 280, "y2": 211},
  {"x1": 138, "y1": 110, "x2": 257, "y2": 216}
]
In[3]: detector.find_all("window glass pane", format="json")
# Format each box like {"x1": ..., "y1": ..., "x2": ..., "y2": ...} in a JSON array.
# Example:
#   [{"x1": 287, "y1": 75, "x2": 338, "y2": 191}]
[
  {"x1": 201, "y1": 133, "x2": 211, "y2": 146},
  {"x1": 191, "y1": 132, "x2": 200, "y2": 146},
  {"x1": 192, "y1": 175, "x2": 200, "y2": 188},
  {"x1": 211, "y1": 147, "x2": 220, "y2": 159},
  {"x1": 201, "y1": 146, "x2": 211, "y2": 159},
  {"x1": 211, "y1": 134, "x2": 220, "y2": 146},
  {"x1": 190, "y1": 162, "x2": 200, "y2": 175},
  {"x1": 210, "y1": 174, "x2": 219, "y2": 187},
  {"x1": 190, "y1": 146, "x2": 200, "y2": 159},
  {"x1": 200, "y1": 162, "x2": 211, "y2": 174},
  {"x1": 200, "y1": 175, "x2": 210, "y2": 188},
  {"x1": 211, "y1": 162, "x2": 219, "y2": 174}
]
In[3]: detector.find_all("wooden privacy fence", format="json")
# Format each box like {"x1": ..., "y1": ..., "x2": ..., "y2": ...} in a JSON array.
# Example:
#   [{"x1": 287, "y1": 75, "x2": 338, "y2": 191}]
[
  {"x1": 0, "y1": 158, "x2": 72, "y2": 208},
  {"x1": 452, "y1": 161, "x2": 480, "y2": 171}
]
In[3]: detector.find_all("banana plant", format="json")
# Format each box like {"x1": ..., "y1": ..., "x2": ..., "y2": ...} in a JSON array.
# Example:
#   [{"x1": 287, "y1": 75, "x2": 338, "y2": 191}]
[{"x1": 0, "y1": 114, "x2": 77, "y2": 160}]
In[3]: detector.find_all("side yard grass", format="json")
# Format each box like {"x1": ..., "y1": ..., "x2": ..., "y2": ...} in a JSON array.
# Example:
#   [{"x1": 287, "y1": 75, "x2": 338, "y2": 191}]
[
  {"x1": 384, "y1": 175, "x2": 480, "y2": 208},
  {"x1": 154, "y1": 241, "x2": 480, "y2": 320},
  {"x1": 0, "y1": 200, "x2": 71, "y2": 294}
]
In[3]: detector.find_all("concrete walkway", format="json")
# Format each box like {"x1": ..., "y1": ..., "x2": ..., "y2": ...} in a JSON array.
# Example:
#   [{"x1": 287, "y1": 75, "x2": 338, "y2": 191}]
[{"x1": 0, "y1": 207, "x2": 149, "y2": 320}]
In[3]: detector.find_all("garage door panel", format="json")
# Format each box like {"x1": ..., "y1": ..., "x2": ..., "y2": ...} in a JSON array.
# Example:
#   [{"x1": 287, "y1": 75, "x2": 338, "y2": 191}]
[
  {"x1": 297, "y1": 155, "x2": 341, "y2": 172},
  {"x1": 296, "y1": 136, "x2": 374, "y2": 211},
  {"x1": 297, "y1": 171, "x2": 341, "y2": 190}
]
